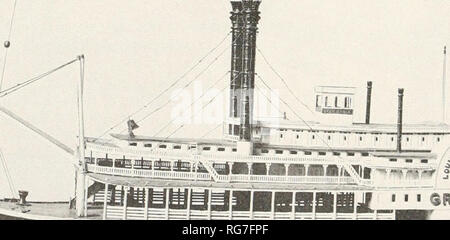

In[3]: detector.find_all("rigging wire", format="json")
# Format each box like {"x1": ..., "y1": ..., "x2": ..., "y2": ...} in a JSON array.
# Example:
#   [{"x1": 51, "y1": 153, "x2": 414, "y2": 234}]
[
  {"x1": 152, "y1": 71, "x2": 231, "y2": 137},
  {"x1": 255, "y1": 72, "x2": 362, "y2": 179},
  {"x1": 201, "y1": 123, "x2": 222, "y2": 139},
  {"x1": 93, "y1": 32, "x2": 232, "y2": 141},
  {"x1": 0, "y1": 0, "x2": 19, "y2": 92},
  {"x1": 0, "y1": 58, "x2": 78, "y2": 98},
  {"x1": 164, "y1": 73, "x2": 241, "y2": 139},
  {"x1": 256, "y1": 47, "x2": 316, "y2": 116},
  {"x1": 0, "y1": 149, "x2": 17, "y2": 199}
]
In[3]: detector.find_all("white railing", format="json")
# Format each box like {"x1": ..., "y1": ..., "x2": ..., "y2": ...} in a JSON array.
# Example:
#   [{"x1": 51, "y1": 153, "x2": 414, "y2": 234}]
[
  {"x1": 87, "y1": 164, "x2": 356, "y2": 185},
  {"x1": 104, "y1": 206, "x2": 395, "y2": 220}
]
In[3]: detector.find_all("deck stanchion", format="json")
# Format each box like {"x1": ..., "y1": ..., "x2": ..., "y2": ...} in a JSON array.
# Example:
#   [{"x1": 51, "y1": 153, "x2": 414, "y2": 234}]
[
  {"x1": 123, "y1": 186, "x2": 128, "y2": 220},
  {"x1": 144, "y1": 188, "x2": 149, "y2": 220}
]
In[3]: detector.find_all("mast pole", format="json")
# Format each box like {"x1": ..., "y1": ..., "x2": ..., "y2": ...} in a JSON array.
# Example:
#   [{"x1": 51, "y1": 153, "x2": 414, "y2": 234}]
[
  {"x1": 75, "y1": 54, "x2": 87, "y2": 217},
  {"x1": 443, "y1": 46, "x2": 447, "y2": 123}
]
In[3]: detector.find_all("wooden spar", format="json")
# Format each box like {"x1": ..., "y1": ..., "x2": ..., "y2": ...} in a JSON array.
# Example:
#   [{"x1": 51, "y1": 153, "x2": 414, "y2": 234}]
[
  {"x1": 0, "y1": 105, "x2": 76, "y2": 160},
  {"x1": 76, "y1": 55, "x2": 87, "y2": 217}
]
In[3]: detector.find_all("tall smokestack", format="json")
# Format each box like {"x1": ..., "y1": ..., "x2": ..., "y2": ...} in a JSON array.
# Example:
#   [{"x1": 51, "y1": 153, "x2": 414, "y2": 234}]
[
  {"x1": 239, "y1": 0, "x2": 261, "y2": 141},
  {"x1": 397, "y1": 88, "x2": 404, "y2": 152},
  {"x1": 229, "y1": 2, "x2": 244, "y2": 119},
  {"x1": 365, "y1": 81, "x2": 373, "y2": 124}
]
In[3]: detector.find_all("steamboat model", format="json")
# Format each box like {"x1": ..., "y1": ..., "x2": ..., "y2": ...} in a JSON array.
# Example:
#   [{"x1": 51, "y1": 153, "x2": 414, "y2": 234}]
[{"x1": 0, "y1": 0, "x2": 449, "y2": 220}]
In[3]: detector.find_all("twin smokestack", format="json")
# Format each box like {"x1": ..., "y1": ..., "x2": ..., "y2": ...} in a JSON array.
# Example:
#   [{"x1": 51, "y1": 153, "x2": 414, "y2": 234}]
[{"x1": 365, "y1": 81, "x2": 404, "y2": 152}]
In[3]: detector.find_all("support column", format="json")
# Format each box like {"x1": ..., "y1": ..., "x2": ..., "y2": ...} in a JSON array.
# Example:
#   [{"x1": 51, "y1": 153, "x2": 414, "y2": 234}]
[
  {"x1": 165, "y1": 188, "x2": 170, "y2": 220},
  {"x1": 284, "y1": 164, "x2": 290, "y2": 182},
  {"x1": 304, "y1": 164, "x2": 310, "y2": 176},
  {"x1": 418, "y1": 170, "x2": 423, "y2": 180},
  {"x1": 187, "y1": 188, "x2": 192, "y2": 220},
  {"x1": 323, "y1": 165, "x2": 328, "y2": 176},
  {"x1": 249, "y1": 190, "x2": 254, "y2": 220},
  {"x1": 337, "y1": 166, "x2": 342, "y2": 185},
  {"x1": 208, "y1": 189, "x2": 212, "y2": 220},
  {"x1": 123, "y1": 186, "x2": 128, "y2": 220},
  {"x1": 333, "y1": 192, "x2": 337, "y2": 219},
  {"x1": 312, "y1": 192, "x2": 316, "y2": 220},
  {"x1": 144, "y1": 188, "x2": 149, "y2": 220},
  {"x1": 103, "y1": 183, "x2": 109, "y2": 220},
  {"x1": 151, "y1": 160, "x2": 155, "y2": 177},
  {"x1": 291, "y1": 192, "x2": 296, "y2": 220},
  {"x1": 265, "y1": 163, "x2": 271, "y2": 175},
  {"x1": 229, "y1": 190, "x2": 233, "y2": 220},
  {"x1": 353, "y1": 192, "x2": 358, "y2": 220},
  {"x1": 228, "y1": 162, "x2": 233, "y2": 181},
  {"x1": 271, "y1": 191, "x2": 276, "y2": 220},
  {"x1": 247, "y1": 163, "x2": 253, "y2": 181}
]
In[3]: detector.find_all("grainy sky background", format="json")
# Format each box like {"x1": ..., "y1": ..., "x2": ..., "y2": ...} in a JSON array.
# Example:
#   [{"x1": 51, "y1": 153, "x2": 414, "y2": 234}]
[{"x1": 0, "y1": 0, "x2": 448, "y2": 201}]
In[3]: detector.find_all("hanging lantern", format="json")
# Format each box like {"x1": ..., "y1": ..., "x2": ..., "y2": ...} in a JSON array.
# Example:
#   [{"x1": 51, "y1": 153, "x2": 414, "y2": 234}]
[{"x1": 4, "y1": 41, "x2": 10, "y2": 48}]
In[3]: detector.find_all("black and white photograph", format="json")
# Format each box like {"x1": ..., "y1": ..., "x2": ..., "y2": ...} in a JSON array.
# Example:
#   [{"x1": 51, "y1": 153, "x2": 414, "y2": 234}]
[{"x1": 0, "y1": 0, "x2": 449, "y2": 225}]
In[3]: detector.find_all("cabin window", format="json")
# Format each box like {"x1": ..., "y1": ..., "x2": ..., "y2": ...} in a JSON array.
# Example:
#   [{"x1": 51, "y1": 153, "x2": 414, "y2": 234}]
[
  {"x1": 325, "y1": 96, "x2": 329, "y2": 107},
  {"x1": 405, "y1": 159, "x2": 413, "y2": 163},
  {"x1": 361, "y1": 152, "x2": 369, "y2": 157},
  {"x1": 346, "y1": 152, "x2": 355, "y2": 156},
  {"x1": 290, "y1": 151, "x2": 298, "y2": 155},
  {"x1": 159, "y1": 144, "x2": 167, "y2": 149},
  {"x1": 406, "y1": 137, "x2": 410, "y2": 142},
  {"x1": 203, "y1": 147, "x2": 211, "y2": 151},
  {"x1": 173, "y1": 145, "x2": 181, "y2": 150},
  {"x1": 333, "y1": 152, "x2": 340, "y2": 156},
  {"x1": 232, "y1": 148, "x2": 237, "y2": 152},
  {"x1": 391, "y1": 137, "x2": 394, "y2": 142},
  {"x1": 280, "y1": 134, "x2": 283, "y2": 139},
  {"x1": 375, "y1": 137, "x2": 378, "y2": 141},
  {"x1": 316, "y1": 95, "x2": 320, "y2": 107},
  {"x1": 296, "y1": 135, "x2": 299, "y2": 139},
  {"x1": 334, "y1": 96, "x2": 338, "y2": 107},
  {"x1": 261, "y1": 149, "x2": 269, "y2": 154},
  {"x1": 189, "y1": 145, "x2": 196, "y2": 149},
  {"x1": 359, "y1": 137, "x2": 363, "y2": 141},
  {"x1": 404, "y1": 194, "x2": 409, "y2": 202},
  {"x1": 275, "y1": 150, "x2": 283, "y2": 154},
  {"x1": 327, "y1": 136, "x2": 331, "y2": 140},
  {"x1": 422, "y1": 137, "x2": 425, "y2": 142},
  {"x1": 421, "y1": 159, "x2": 428, "y2": 164},
  {"x1": 312, "y1": 135, "x2": 315, "y2": 140},
  {"x1": 437, "y1": 137, "x2": 441, "y2": 142},
  {"x1": 417, "y1": 194, "x2": 421, "y2": 202},
  {"x1": 129, "y1": 142, "x2": 137, "y2": 146},
  {"x1": 318, "y1": 152, "x2": 326, "y2": 156},
  {"x1": 343, "y1": 136, "x2": 347, "y2": 141},
  {"x1": 304, "y1": 151, "x2": 312, "y2": 155},
  {"x1": 218, "y1": 147, "x2": 225, "y2": 152},
  {"x1": 144, "y1": 143, "x2": 152, "y2": 148},
  {"x1": 228, "y1": 124, "x2": 232, "y2": 135},
  {"x1": 392, "y1": 194, "x2": 396, "y2": 202},
  {"x1": 389, "y1": 158, "x2": 397, "y2": 162}
]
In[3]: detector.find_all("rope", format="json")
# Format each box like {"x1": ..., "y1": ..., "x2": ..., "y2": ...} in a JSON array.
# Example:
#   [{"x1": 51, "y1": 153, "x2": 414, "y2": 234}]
[
  {"x1": 165, "y1": 81, "x2": 233, "y2": 139},
  {"x1": 153, "y1": 71, "x2": 231, "y2": 137},
  {"x1": 256, "y1": 47, "x2": 316, "y2": 116},
  {"x1": 93, "y1": 32, "x2": 232, "y2": 141},
  {"x1": 0, "y1": 0, "x2": 19, "y2": 92},
  {"x1": 0, "y1": 58, "x2": 78, "y2": 98},
  {"x1": 201, "y1": 123, "x2": 222, "y2": 138},
  {"x1": 0, "y1": 148, "x2": 17, "y2": 199}
]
